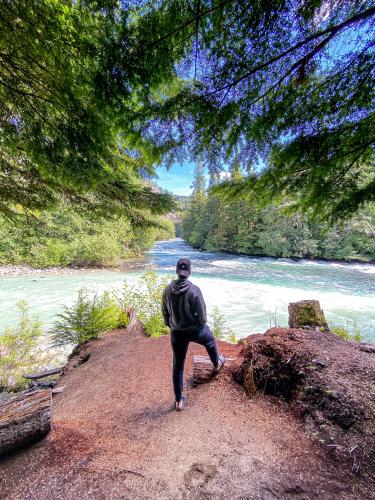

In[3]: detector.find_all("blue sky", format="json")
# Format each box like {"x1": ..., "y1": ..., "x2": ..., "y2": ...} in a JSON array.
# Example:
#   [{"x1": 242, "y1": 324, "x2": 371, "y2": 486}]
[
  {"x1": 156, "y1": 162, "x2": 225, "y2": 195},
  {"x1": 156, "y1": 162, "x2": 196, "y2": 196}
]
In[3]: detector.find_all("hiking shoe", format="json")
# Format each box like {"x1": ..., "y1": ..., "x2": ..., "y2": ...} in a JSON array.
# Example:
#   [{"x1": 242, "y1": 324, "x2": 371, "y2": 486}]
[
  {"x1": 175, "y1": 398, "x2": 184, "y2": 411},
  {"x1": 213, "y1": 355, "x2": 225, "y2": 374}
]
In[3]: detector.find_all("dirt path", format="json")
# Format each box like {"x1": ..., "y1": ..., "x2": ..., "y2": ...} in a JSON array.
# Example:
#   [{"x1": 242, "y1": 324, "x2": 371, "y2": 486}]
[{"x1": 0, "y1": 325, "x2": 365, "y2": 499}]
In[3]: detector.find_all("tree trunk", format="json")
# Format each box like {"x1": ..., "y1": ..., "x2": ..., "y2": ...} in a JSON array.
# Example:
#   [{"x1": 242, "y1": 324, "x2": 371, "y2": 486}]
[
  {"x1": 288, "y1": 300, "x2": 328, "y2": 329},
  {"x1": 193, "y1": 355, "x2": 236, "y2": 384},
  {"x1": 23, "y1": 366, "x2": 63, "y2": 380},
  {"x1": 0, "y1": 389, "x2": 52, "y2": 456}
]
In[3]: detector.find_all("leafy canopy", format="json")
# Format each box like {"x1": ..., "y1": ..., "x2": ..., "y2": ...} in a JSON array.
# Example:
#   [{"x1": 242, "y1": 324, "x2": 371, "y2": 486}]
[
  {"x1": 1, "y1": 1, "x2": 373, "y2": 221},
  {"x1": 0, "y1": 0, "x2": 175, "y2": 220},
  {"x1": 138, "y1": 0, "x2": 375, "y2": 220},
  {"x1": 0, "y1": 204, "x2": 174, "y2": 267}
]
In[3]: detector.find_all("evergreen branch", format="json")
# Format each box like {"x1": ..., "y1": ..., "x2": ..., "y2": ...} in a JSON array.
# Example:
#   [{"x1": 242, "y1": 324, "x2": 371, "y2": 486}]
[
  {"x1": 0, "y1": 78, "x2": 58, "y2": 105},
  {"x1": 197, "y1": 6, "x2": 375, "y2": 100},
  {"x1": 146, "y1": 0, "x2": 238, "y2": 47},
  {"x1": 331, "y1": 150, "x2": 367, "y2": 190}
]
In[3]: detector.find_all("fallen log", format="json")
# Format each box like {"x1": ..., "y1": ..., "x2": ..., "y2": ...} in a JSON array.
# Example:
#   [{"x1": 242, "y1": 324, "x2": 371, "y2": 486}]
[
  {"x1": 0, "y1": 389, "x2": 52, "y2": 456},
  {"x1": 288, "y1": 300, "x2": 328, "y2": 329},
  {"x1": 23, "y1": 366, "x2": 63, "y2": 380},
  {"x1": 355, "y1": 343, "x2": 375, "y2": 353},
  {"x1": 193, "y1": 355, "x2": 236, "y2": 384}
]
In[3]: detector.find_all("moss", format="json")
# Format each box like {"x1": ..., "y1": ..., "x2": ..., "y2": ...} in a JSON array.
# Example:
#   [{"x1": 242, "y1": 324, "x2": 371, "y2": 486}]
[{"x1": 295, "y1": 303, "x2": 327, "y2": 328}]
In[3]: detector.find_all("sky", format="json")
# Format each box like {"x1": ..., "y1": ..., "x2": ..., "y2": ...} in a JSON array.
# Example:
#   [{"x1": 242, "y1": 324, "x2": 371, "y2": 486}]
[
  {"x1": 156, "y1": 163, "x2": 230, "y2": 196},
  {"x1": 156, "y1": 162, "x2": 196, "y2": 196}
]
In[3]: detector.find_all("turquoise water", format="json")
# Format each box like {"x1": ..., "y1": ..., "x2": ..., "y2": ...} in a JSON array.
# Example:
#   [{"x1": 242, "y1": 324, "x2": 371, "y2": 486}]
[{"x1": 1, "y1": 238, "x2": 374, "y2": 341}]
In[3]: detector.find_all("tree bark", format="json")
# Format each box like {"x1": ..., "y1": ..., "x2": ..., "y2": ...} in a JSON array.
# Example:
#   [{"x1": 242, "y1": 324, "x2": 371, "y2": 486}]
[
  {"x1": 288, "y1": 300, "x2": 328, "y2": 329},
  {"x1": 193, "y1": 355, "x2": 216, "y2": 384},
  {"x1": 23, "y1": 366, "x2": 63, "y2": 380},
  {"x1": 193, "y1": 355, "x2": 235, "y2": 384},
  {"x1": 244, "y1": 361, "x2": 257, "y2": 398},
  {"x1": 0, "y1": 389, "x2": 52, "y2": 456}
]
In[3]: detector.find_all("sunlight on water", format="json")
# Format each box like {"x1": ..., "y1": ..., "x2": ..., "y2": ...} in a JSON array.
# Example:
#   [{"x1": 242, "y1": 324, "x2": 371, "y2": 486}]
[
  {"x1": 147, "y1": 239, "x2": 375, "y2": 340},
  {"x1": 0, "y1": 238, "x2": 374, "y2": 341}
]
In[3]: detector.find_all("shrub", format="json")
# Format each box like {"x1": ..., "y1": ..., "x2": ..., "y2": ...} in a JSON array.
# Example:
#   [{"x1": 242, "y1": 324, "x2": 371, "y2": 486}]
[
  {"x1": 72, "y1": 234, "x2": 122, "y2": 267},
  {"x1": 117, "y1": 271, "x2": 171, "y2": 337},
  {"x1": 331, "y1": 320, "x2": 364, "y2": 342},
  {"x1": 29, "y1": 240, "x2": 73, "y2": 267},
  {"x1": 0, "y1": 301, "x2": 52, "y2": 392},
  {"x1": 227, "y1": 329, "x2": 238, "y2": 344},
  {"x1": 209, "y1": 306, "x2": 237, "y2": 342},
  {"x1": 49, "y1": 289, "x2": 128, "y2": 347}
]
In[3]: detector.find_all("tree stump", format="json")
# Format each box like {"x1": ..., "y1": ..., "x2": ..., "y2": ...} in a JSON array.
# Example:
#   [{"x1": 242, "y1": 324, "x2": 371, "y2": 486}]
[
  {"x1": 0, "y1": 389, "x2": 52, "y2": 456},
  {"x1": 288, "y1": 300, "x2": 328, "y2": 329},
  {"x1": 193, "y1": 355, "x2": 236, "y2": 384}
]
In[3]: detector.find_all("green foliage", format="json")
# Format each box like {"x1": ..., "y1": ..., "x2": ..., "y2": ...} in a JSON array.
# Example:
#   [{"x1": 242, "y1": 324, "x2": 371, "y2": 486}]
[
  {"x1": 0, "y1": 301, "x2": 52, "y2": 392},
  {"x1": 139, "y1": 1, "x2": 374, "y2": 219},
  {"x1": 0, "y1": 270, "x2": 180, "y2": 389},
  {"x1": 227, "y1": 330, "x2": 238, "y2": 345},
  {"x1": 293, "y1": 304, "x2": 327, "y2": 328},
  {"x1": 182, "y1": 189, "x2": 375, "y2": 261},
  {"x1": 49, "y1": 290, "x2": 128, "y2": 348},
  {"x1": 331, "y1": 321, "x2": 364, "y2": 342},
  {"x1": 181, "y1": 163, "x2": 208, "y2": 248},
  {"x1": 117, "y1": 271, "x2": 171, "y2": 337},
  {"x1": 1, "y1": 0, "x2": 373, "y2": 221},
  {"x1": 0, "y1": 0, "x2": 175, "y2": 218},
  {"x1": 209, "y1": 306, "x2": 236, "y2": 342},
  {"x1": 0, "y1": 205, "x2": 175, "y2": 268}
]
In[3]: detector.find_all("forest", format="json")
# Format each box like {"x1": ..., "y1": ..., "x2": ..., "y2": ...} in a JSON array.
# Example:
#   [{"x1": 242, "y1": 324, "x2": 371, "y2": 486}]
[
  {"x1": 0, "y1": 207, "x2": 174, "y2": 268},
  {"x1": 0, "y1": 0, "x2": 373, "y2": 268},
  {"x1": 182, "y1": 164, "x2": 375, "y2": 261}
]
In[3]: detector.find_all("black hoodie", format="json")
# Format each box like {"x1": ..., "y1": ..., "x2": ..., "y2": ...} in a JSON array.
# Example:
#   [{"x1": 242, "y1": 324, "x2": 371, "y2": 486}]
[{"x1": 162, "y1": 277, "x2": 207, "y2": 332}]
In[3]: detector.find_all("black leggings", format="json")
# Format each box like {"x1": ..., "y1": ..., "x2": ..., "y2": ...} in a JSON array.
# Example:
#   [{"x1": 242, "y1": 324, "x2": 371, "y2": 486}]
[{"x1": 171, "y1": 325, "x2": 219, "y2": 402}]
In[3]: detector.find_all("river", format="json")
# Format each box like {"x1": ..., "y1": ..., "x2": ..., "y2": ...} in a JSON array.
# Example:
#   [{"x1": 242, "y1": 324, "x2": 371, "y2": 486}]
[{"x1": 1, "y1": 238, "x2": 374, "y2": 341}]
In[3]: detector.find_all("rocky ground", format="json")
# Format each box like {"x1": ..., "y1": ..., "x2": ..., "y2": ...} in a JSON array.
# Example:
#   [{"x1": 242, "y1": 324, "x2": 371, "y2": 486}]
[
  {"x1": 1, "y1": 321, "x2": 373, "y2": 499},
  {"x1": 0, "y1": 259, "x2": 149, "y2": 276}
]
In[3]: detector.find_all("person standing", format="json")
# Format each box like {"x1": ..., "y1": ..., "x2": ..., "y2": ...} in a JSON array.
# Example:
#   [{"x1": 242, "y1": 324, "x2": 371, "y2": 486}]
[{"x1": 162, "y1": 258, "x2": 225, "y2": 411}]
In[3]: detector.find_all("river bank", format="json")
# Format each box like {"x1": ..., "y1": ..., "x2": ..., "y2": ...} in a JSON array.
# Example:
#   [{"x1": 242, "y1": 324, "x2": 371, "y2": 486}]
[
  {"x1": 2, "y1": 241, "x2": 374, "y2": 277},
  {"x1": 186, "y1": 245, "x2": 375, "y2": 265},
  {"x1": 0, "y1": 258, "x2": 149, "y2": 276},
  {"x1": 2, "y1": 318, "x2": 373, "y2": 499}
]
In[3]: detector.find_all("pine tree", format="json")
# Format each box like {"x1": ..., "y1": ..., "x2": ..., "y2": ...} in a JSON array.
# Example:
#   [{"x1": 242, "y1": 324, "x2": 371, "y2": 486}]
[{"x1": 181, "y1": 162, "x2": 207, "y2": 247}]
